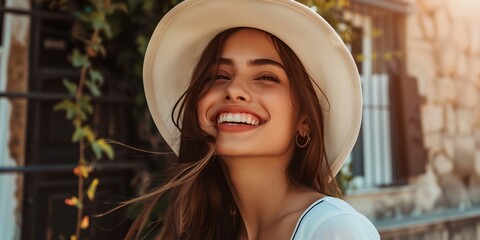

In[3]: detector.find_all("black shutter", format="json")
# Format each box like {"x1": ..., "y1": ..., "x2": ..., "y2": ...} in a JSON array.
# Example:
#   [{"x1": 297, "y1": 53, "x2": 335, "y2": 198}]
[{"x1": 390, "y1": 74, "x2": 427, "y2": 181}]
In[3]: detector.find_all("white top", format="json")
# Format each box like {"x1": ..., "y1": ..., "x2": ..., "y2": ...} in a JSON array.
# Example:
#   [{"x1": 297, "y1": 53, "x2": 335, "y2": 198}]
[{"x1": 290, "y1": 197, "x2": 380, "y2": 240}]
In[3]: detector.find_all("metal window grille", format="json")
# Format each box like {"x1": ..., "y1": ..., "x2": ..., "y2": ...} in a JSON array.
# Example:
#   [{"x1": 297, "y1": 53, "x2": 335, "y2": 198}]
[{"x1": 0, "y1": 3, "x2": 143, "y2": 239}]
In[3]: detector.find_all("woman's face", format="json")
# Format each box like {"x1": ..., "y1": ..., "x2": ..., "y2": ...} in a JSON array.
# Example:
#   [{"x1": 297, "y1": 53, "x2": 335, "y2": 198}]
[{"x1": 197, "y1": 29, "x2": 304, "y2": 158}]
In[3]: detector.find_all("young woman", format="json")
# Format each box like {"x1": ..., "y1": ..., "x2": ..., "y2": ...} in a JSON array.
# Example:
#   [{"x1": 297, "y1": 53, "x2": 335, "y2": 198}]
[{"x1": 129, "y1": 0, "x2": 380, "y2": 239}]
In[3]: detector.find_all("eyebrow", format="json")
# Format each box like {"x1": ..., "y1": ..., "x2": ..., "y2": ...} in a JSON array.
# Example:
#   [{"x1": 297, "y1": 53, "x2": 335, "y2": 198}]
[{"x1": 217, "y1": 57, "x2": 285, "y2": 70}]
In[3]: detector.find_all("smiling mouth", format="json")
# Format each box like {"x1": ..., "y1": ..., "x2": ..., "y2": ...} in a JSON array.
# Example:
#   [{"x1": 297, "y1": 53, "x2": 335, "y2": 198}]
[{"x1": 216, "y1": 112, "x2": 260, "y2": 126}]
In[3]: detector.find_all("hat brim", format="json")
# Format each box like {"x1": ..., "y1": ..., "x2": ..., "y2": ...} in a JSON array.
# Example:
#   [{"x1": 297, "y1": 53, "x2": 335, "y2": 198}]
[{"x1": 143, "y1": 0, "x2": 362, "y2": 177}]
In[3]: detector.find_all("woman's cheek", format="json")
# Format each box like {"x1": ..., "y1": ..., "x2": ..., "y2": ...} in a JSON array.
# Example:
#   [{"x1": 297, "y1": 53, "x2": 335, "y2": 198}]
[{"x1": 197, "y1": 100, "x2": 215, "y2": 135}]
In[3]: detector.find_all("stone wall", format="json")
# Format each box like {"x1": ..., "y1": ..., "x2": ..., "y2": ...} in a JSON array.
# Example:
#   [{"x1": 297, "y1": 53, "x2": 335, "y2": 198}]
[
  {"x1": 381, "y1": 217, "x2": 480, "y2": 240},
  {"x1": 406, "y1": 0, "x2": 480, "y2": 213},
  {"x1": 346, "y1": 1, "x2": 480, "y2": 239}
]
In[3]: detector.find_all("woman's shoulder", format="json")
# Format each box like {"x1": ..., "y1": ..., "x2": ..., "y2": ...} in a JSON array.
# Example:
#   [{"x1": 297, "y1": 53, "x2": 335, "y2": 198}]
[{"x1": 290, "y1": 196, "x2": 380, "y2": 240}]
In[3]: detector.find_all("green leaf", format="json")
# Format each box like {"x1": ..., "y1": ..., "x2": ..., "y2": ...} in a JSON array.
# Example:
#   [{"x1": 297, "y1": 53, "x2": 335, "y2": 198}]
[
  {"x1": 103, "y1": 23, "x2": 113, "y2": 39},
  {"x1": 83, "y1": 126, "x2": 95, "y2": 143},
  {"x1": 85, "y1": 80, "x2": 101, "y2": 97},
  {"x1": 54, "y1": 99, "x2": 88, "y2": 120},
  {"x1": 77, "y1": 96, "x2": 93, "y2": 114},
  {"x1": 77, "y1": 108, "x2": 87, "y2": 120},
  {"x1": 91, "y1": 141, "x2": 102, "y2": 159},
  {"x1": 72, "y1": 125, "x2": 85, "y2": 142},
  {"x1": 97, "y1": 139, "x2": 114, "y2": 160},
  {"x1": 71, "y1": 125, "x2": 96, "y2": 144},
  {"x1": 54, "y1": 100, "x2": 77, "y2": 119},
  {"x1": 92, "y1": 12, "x2": 106, "y2": 28},
  {"x1": 89, "y1": 69, "x2": 104, "y2": 85},
  {"x1": 71, "y1": 49, "x2": 91, "y2": 68},
  {"x1": 63, "y1": 79, "x2": 78, "y2": 96}
]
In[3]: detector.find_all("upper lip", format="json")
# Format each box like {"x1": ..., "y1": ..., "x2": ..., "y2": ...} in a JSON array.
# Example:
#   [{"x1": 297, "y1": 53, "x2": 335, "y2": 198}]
[{"x1": 211, "y1": 106, "x2": 265, "y2": 125}]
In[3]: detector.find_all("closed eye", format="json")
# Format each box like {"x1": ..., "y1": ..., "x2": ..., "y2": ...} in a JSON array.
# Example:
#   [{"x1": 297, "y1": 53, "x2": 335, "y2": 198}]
[
  {"x1": 256, "y1": 74, "x2": 280, "y2": 83},
  {"x1": 215, "y1": 74, "x2": 231, "y2": 80}
]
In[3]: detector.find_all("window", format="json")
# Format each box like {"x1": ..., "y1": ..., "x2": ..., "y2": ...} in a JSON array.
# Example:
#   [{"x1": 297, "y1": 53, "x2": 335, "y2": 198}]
[
  {"x1": 343, "y1": 0, "x2": 424, "y2": 189},
  {"x1": 344, "y1": 11, "x2": 393, "y2": 188}
]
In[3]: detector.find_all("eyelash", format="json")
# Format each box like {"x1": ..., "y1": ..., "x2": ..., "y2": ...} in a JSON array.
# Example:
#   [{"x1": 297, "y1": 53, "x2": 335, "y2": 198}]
[
  {"x1": 256, "y1": 74, "x2": 280, "y2": 83},
  {"x1": 210, "y1": 73, "x2": 280, "y2": 83},
  {"x1": 215, "y1": 74, "x2": 230, "y2": 80}
]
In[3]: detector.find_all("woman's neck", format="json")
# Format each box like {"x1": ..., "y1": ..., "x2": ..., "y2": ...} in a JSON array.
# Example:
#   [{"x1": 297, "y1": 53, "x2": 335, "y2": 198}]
[{"x1": 222, "y1": 155, "x2": 293, "y2": 239}]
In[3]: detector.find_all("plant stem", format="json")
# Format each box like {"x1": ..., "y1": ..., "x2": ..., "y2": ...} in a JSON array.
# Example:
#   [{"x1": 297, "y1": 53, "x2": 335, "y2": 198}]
[
  {"x1": 74, "y1": 67, "x2": 87, "y2": 239},
  {"x1": 74, "y1": 50, "x2": 87, "y2": 237},
  {"x1": 76, "y1": 67, "x2": 87, "y2": 100},
  {"x1": 76, "y1": 138, "x2": 85, "y2": 239}
]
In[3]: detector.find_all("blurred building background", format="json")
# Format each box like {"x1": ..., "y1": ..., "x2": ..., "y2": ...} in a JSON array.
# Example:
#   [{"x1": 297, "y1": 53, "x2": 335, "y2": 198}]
[
  {"x1": 0, "y1": 0, "x2": 480, "y2": 239},
  {"x1": 344, "y1": 0, "x2": 480, "y2": 239}
]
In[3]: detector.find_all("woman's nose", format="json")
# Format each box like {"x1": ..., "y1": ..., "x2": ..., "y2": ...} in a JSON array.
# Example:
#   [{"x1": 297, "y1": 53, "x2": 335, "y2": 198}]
[{"x1": 224, "y1": 78, "x2": 251, "y2": 102}]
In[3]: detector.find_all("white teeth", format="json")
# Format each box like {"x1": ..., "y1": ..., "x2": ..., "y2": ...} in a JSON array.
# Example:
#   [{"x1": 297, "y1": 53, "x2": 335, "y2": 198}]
[{"x1": 217, "y1": 112, "x2": 260, "y2": 126}]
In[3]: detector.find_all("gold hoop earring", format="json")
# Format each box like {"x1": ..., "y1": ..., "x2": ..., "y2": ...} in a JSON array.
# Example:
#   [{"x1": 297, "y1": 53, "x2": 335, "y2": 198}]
[{"x1": 296, "y1": 132, "x2": 310, "y2": 148}]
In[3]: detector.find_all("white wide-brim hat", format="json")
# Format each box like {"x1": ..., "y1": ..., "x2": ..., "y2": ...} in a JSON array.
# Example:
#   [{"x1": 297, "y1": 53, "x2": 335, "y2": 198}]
[{"x1": 143, "y1": 0, "x2": 362, "y2": 177}]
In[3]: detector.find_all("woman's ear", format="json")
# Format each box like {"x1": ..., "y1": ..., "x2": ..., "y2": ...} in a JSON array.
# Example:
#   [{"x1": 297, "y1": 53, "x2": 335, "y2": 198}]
[{"x1": 297, "y1": 114, "x2": 309, "y2": 136}]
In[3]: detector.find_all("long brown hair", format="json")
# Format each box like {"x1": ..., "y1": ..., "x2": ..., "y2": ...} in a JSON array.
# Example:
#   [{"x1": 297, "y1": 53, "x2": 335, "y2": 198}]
[{"x1": 125, "y1": 28, "x2": 340, "y2": 240}]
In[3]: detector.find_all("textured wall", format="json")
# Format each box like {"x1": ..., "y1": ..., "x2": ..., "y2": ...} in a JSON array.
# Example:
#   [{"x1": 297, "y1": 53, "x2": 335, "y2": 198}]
[
  {"x1": 347, "y1": 1, "x2": 480, "y2": 239},
  {"x1": 407, "y1": 0, "x2": 480, "y2": 212},
  {"x1": 0, "y1": 0, "x2": 30, "y2": 239}
]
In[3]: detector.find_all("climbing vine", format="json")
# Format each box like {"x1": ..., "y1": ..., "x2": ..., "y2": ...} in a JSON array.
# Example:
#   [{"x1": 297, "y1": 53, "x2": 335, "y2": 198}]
[{"x1": 53, "y1": 0, "x2": 126, "y2": 239}]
